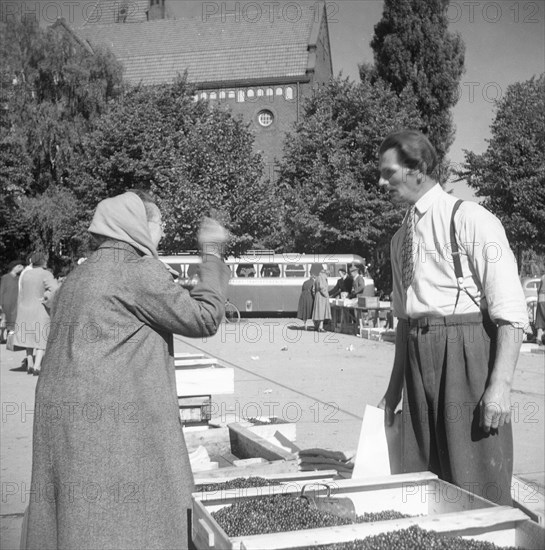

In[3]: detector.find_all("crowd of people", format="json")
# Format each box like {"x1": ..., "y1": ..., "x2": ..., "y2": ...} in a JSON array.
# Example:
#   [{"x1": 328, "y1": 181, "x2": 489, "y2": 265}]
[
  {"x1": 0, "y1": 130, "x2": 542, "y2": 549},
  {"x1": 296, "y1": 263, "x2": 376, "y2": 331}
]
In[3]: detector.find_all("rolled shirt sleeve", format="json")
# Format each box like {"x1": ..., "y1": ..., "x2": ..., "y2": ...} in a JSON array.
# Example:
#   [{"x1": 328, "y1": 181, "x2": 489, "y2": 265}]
[{"x1": 457, "y1": 202, "x2": 528, "y2": 327}]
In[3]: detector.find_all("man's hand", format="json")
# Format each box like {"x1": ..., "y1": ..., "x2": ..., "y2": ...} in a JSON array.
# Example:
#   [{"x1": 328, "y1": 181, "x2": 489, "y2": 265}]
[
  {"x1": 479, "y1": 382, "x2": 512, "y2": 433},
  {"x1": 198, "y1": 218, "x2": 229, "y2": 258},
  {"x1": 378, "y1": 394, "x2": 400, "y2": 427}
]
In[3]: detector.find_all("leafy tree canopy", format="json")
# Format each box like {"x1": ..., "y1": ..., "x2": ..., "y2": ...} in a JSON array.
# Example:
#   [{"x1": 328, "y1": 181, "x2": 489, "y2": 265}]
[
  {"x1": 368, "y1": 0, "x2": 465, "y2": 162},
  {"x1": 460, "y1": 74, "x2": 545, "y2": 258},
  {"x1": 0, "y1": 19, "x2": 123, "y2": 270},
  {"x1": 276, "y1": 76, "x2": 423, "y2": 292},
  {"x1": 71, "y1": 79, "x2": 279, "y2": 255}
]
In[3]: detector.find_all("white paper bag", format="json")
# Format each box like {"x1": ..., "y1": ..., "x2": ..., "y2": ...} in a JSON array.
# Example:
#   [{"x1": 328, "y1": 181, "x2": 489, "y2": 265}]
[{"x1": 352, "y1": 405, "x2": 401, "y2": 479}]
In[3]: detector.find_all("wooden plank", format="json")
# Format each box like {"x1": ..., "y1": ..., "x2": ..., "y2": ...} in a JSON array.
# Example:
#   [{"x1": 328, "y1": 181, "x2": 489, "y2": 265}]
[
  {"x1": 174, "y1": 357, "x2": 218, "y2": 368},
  {"x1": 192, "y1": 499, "x2": 234, "y2": 550},
  {"x1": 174, "y1": 352, "x2": 205, "y2": 360},
  {"x1": 194, "y1": 469, "x2": 337, "y2": 487},
  {"x1": 241, "y1": 420, "x2": 297, "y2": 444},
  {"x1": 175, "y1": 366, "x2": 234, "y2": 397},
  {"x1": 193, "y1": 459, "x2": 300, "y2": 482},
  {"x1": 228, "y1": 422, "x2": 297, "y2": 462},
  {"x1": 184, "y1": 426, "x2": 232, "y2": 458},
  {"x1": 511, "y1": 474, "x2": 545, "y2": 525}
]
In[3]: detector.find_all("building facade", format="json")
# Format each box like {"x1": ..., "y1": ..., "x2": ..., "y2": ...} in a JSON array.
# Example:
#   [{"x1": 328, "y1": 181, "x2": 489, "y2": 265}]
[{"x1": 63, "y1": 0, "x2": 333, "y2": 175}]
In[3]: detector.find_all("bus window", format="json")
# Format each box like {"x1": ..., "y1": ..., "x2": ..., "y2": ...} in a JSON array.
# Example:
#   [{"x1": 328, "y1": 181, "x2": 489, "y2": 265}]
[
  {"x1": 329, "y1": 264, "x2": 348, "y2": 277},
  {"x1": 236, "y1": 263, "x2": 256, "y2": 278},
  {"x1": 187, "y1": 264, "x2": 200, "y2": 278},
  {"x1": 261, "y1": 264, "x2": 280, "y2": 278},
  {"x1": 285, "y1": 264, "x2": 306, "y2": 278}
]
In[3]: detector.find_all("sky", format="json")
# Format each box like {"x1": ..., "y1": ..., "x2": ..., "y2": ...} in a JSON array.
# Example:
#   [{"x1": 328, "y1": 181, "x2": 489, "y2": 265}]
[{"x1": 2, "y1": 0, "x2": 544, "y2": 201}]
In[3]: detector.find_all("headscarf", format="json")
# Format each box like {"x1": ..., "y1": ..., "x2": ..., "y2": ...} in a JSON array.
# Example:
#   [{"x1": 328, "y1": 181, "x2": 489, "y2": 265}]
[{"x1": 88, "y1": 192, "x2": 158, "y2": 259}]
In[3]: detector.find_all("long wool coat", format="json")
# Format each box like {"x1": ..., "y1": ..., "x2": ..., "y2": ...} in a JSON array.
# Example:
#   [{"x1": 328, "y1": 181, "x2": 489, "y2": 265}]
[
  {"x1": 0, "y1": 272, "x2": 19, "y2": 329},
  {"x1": 26, "y1": 241, "x2": 230, "y2": 550},
  {"x1": 296, "y1": 277, "x2": 315, "y2": 321},
  {"x1": 312, "y1": 273, "x2": 331, "y2": 321}
]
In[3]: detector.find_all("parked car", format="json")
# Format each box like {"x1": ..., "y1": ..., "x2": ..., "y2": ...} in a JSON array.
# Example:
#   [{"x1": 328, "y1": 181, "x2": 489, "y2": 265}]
[
  {"x1": 521, "y1": 277, "x2": 540, "y2": 300},
  {"x1": 521, "y1": 277, "x2": 542, "y2": 340}
]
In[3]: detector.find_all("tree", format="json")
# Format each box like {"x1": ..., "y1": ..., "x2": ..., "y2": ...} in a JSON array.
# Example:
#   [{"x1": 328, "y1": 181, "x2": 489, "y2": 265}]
[
  {"x1": 72, "y1": 79, "x2": 278, "y2": 254},
  {"x1": 368, "y1": 0, "x2": 465, "y2": 162},
  {"x1": 0, "y1": 18, "x2": 123, "y2": 270},
  {"x1": 460, "y1": 74, "x2": 545, "y2": 263},
  {"x1": 276, "y1": 76, "x2": 423, "y2": 293}
]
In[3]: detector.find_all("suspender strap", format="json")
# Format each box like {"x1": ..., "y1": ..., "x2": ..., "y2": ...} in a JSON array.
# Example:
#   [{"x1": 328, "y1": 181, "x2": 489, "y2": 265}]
[
  {"x1": 450, "y1": 200, "x2": 464, "y2": 281},
  {"x1": 450, "y1": 200, "x2": 481, "y2": 311}
]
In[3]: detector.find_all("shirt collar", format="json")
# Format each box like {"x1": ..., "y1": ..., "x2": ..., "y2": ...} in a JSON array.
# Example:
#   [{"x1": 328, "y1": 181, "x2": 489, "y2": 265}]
[{"x1": 415, "y1": 183, "x2": 443, "y2": 216}]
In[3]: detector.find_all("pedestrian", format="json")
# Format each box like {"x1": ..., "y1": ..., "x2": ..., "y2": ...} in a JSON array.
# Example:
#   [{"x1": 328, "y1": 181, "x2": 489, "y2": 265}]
[
  {"x1": 377, "y1": 130, "x2": 527, "y2": 506},
  {"x1": 13, "y1": 252, "x2": 58, "y2": 375},
  {"x1": 329, "y1": 268, "x2": 353, "y2": 298},
  {"x1": 24, "y1": 190, "x2": 230, "y2": 550},
  {"x1": 536, "y1": 273, "x2": 545, "y2": 346},
  {"x1": 0, "y1": 259, "x2": 25, "y2": 344},
  {"x1": 297, "y1": 274, "x2": 315, "y2": 330},
  {"x1": 348, "y1": 265, "x2": 365, "y2": 299},
  {"x1": 312, "y1": 268, "x2": 331, "y2": 332}
]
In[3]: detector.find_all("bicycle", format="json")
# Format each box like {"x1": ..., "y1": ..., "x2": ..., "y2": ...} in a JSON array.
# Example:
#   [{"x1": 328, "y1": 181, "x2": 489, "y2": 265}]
[{"x1": 224, "y1": 299, "x2": 241, "y2": 323}]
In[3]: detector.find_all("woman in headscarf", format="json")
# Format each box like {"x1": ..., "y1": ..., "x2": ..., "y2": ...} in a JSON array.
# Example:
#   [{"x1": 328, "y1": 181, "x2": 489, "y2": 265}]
[{"x1": 25, "y1": 190, "x2": 230, "y2": 550}]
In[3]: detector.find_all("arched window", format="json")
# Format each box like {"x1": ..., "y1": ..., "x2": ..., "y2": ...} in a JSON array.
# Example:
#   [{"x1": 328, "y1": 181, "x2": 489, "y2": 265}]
[
  {"x1": 200, "y1": 92, "x2": 207, "y2": 100},
  {"x1": 228, "y1": 90, "x2": 235, "y2": 99},
  {"x1": 219, "y1": 90, "x2": 226, "y2": 99},
  {"x1": 285, "y1": 86, "x2": 294, "y2": 100},
  {"x1": 237, "y1": 90, "x2": 245, "y2": 102},
  {"x1": 247, "y1": 89, "x2": 255, "y2": 98},
  {"x1": 266, "y1": 88, "x2": 273, "y2": 97},
  {"x1": 257, "y1": 89, "x2": 264, "y2": 97},
  {"x1": 209, "y1": 91, "x2": 217, "y2": 100},
  {"x1": 275, "y1": 87, "x2": 283, "y2": 96}
]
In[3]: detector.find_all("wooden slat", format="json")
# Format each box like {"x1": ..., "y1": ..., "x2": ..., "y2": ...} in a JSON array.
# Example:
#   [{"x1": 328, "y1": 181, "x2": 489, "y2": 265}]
[
  {"x1": 194, "y1": 469, "x2": 337, "y2": 488},
  {"x1": 193, "y1": 459, "x2": 300, "y2": 482},
  {"x1": 174, "y1": 352, "x2": 205, "y2": 360},
  {"x1": 175, "y1": 357, "x2": 218, "y2": 368},
  {"x1": 175, "y1": 366, "x2": 234, "y2": 397},
  {"x1": 228, "y1": 422, "x2": 297, "y2": 462},
  {"x1": 511, "y1": 474, "x2": 545, "y2": 525}
]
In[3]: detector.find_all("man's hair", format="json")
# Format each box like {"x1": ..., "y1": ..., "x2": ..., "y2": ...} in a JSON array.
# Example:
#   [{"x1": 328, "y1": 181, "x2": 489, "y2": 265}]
[
  {"x1": 339, "y1": 269, "x2": 347, "y2": 274},
  {"x1": 128, "y1": 189, "x2": 158, "y2": 222},
  {"x1": 31, "y1": 252, "x2": 47, "y2": 267},
  {"x1": 379, "y1": 130, "x2": 438, "y2": 176}
]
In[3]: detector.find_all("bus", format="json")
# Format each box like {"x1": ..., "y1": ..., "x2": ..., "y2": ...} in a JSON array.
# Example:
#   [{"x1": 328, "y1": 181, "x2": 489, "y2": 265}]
[{"x1": 159, "y1": 252, "x2": 375, "y2": 315}]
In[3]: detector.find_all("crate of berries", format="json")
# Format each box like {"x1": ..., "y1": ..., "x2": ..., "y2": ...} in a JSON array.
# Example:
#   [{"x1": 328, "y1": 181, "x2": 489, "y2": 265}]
[{"x1": 191, "y1": 472, "x2": 545, "y2": 550}]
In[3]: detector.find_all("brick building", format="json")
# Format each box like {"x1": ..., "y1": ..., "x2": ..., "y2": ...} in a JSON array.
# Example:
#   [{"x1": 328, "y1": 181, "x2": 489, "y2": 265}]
[{"x1": 61, "y1": 0, "x2": 333, "y2": 176}]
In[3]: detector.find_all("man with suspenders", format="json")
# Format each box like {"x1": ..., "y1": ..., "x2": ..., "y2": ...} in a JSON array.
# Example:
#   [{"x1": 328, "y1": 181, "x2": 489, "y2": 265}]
[{"x1": 377, "y1": 130, "x2": 528, "y2": 505}]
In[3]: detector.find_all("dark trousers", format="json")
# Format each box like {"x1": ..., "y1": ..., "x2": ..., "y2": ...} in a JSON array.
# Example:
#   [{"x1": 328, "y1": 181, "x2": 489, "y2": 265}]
[{"x1": 401, "y1": 312, "x2": 513, "y2": 505}]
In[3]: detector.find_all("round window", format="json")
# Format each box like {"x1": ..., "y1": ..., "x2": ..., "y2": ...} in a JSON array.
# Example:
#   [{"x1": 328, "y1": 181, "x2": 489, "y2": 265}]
[{"x1": 258, "y1": 110, "x2": 274, "y2": 127}]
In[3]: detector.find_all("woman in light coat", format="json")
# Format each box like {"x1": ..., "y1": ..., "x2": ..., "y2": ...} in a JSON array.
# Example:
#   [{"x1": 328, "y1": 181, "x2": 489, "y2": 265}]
[
  {"x1": 25, "y1": 190, "x2": 230, "y2": 550},
  {"x1": 13, "y1": 253, "x2": 58, "y2": 375},
  {"x1": 312, "y1": 269, "x2": 332, "y2": 332}
]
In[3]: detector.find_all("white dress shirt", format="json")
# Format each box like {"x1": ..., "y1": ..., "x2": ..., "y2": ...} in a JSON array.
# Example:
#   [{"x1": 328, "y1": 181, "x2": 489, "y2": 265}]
[{"x1": 391, "y1": 184, "x2": 527, "y2": 326}]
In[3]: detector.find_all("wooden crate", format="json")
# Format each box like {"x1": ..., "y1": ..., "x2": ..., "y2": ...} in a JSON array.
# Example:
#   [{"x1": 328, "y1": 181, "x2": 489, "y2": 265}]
[
  {"x1": 191, "y1": 472, "x2": 545, "y2": 549},
  {"x1": 175, "y1": 363, "x2": 234, "y2": 397}
]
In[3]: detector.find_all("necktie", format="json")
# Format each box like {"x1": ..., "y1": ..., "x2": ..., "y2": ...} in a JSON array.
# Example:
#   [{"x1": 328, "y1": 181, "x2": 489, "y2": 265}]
[{"x1": 402, "y1": 206, "x2": 416, "y2": 290}]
